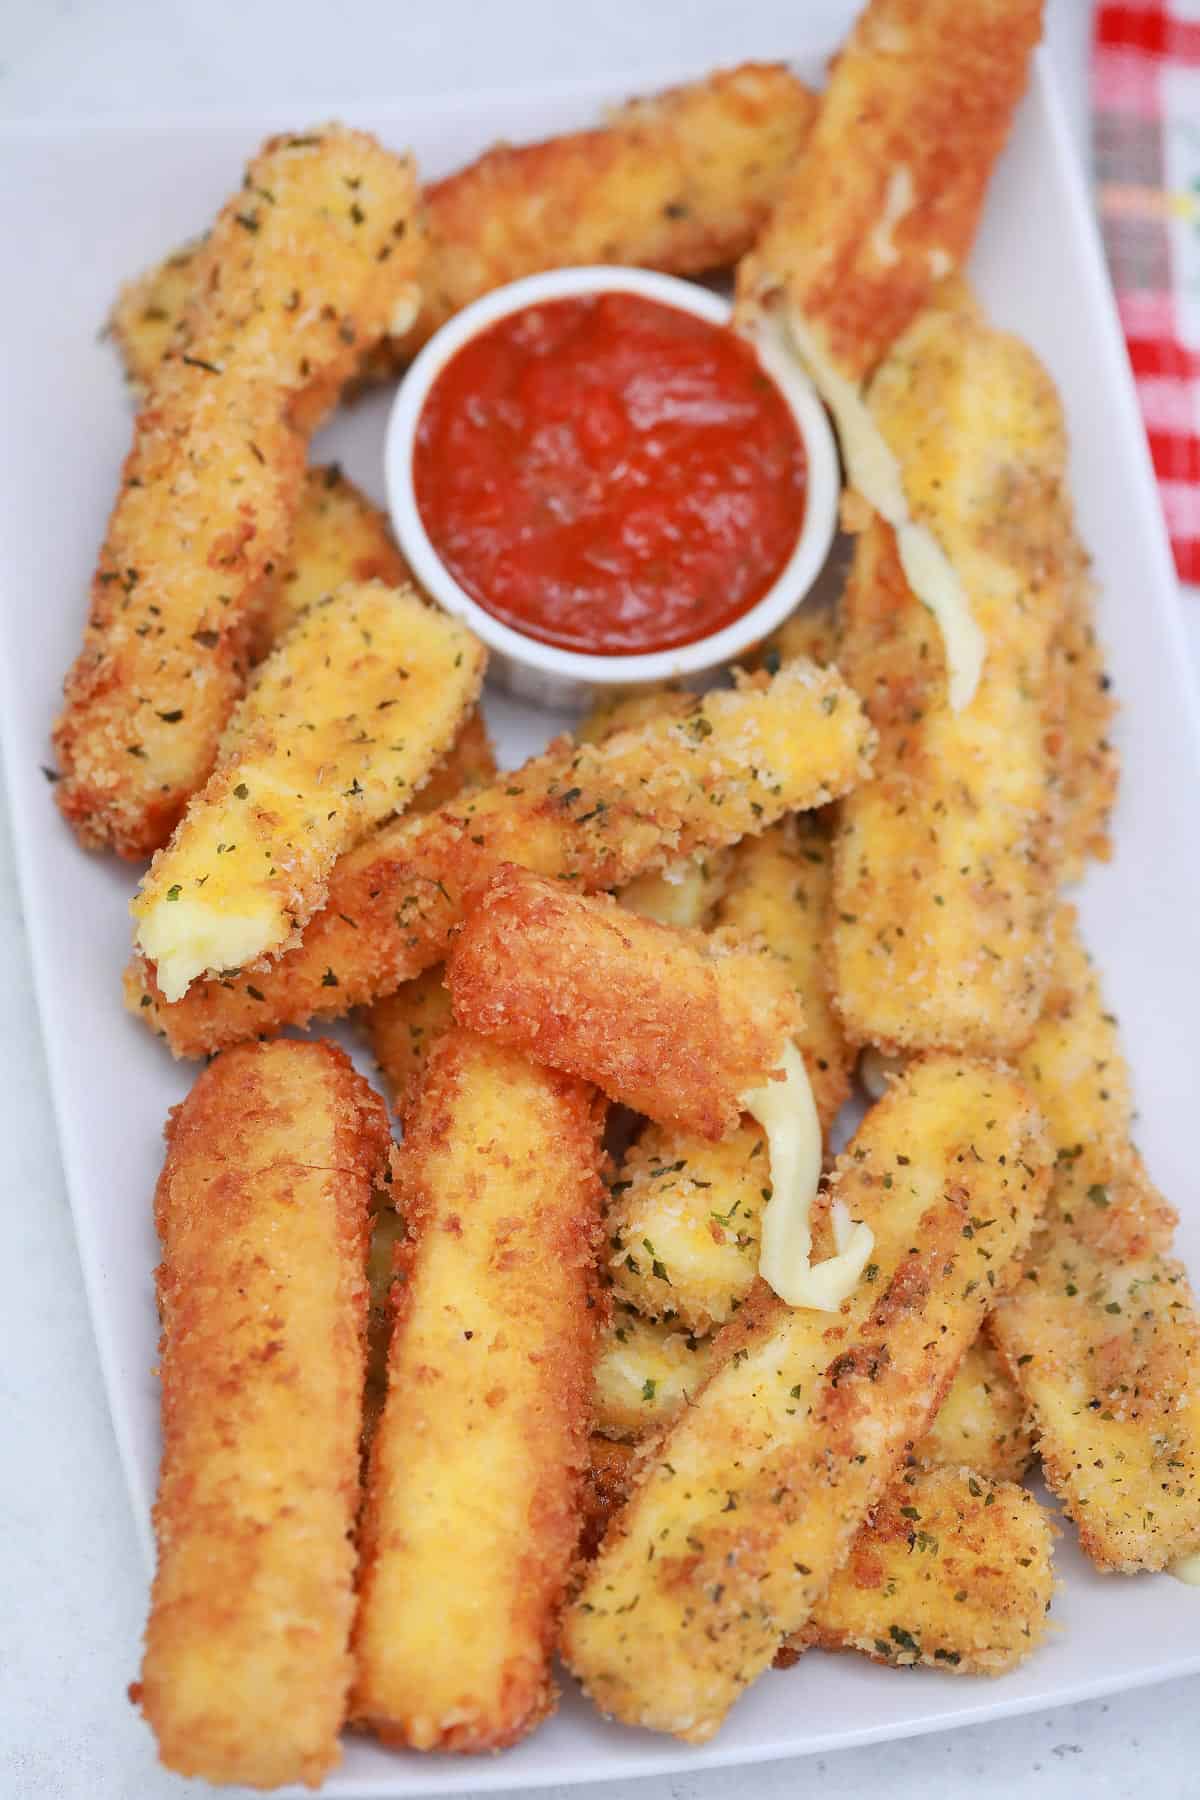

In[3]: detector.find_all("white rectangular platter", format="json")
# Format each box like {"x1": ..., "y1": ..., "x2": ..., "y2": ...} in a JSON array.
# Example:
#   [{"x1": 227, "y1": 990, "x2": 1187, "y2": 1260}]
[{"x1": 1, "y1": 44, "x2": 1199, "y2": 1796}]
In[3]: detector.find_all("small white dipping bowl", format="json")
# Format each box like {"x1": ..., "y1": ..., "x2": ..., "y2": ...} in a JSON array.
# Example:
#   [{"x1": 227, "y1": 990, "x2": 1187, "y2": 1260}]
[{"x1": 385, "y1": 266, "x2": 840, "y2": 710}]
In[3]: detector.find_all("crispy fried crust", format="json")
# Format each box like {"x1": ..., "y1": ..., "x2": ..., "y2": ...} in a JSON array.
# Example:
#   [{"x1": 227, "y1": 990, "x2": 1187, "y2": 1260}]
[
  {"x1": 134, "y1": 1039, "x2": 391, "y2": 1789},
  {"x1": 783, "y1": 1464, "x2": 1055, "y2": 1674},
  {"x1": 351, "y1": 1027, "x2": 605, "y2": 1750},
  {"x1": 448, "y1": 866, "x2": 805, "y2": 1138},
  {"x1": 990, "y1": 906, "x2": 1200, "y2": 1571},
  {"x1": 111, "y1": 67, "x2": 817, "y2": 392},
  {"x1": 55, "y1": 128, "x2": 422, "y2": 857},
  {"x1": 563, "y1": 1057, "x2": 1050, "y2": 1740},
  {"x1": 265, "y1": 464, "x2": 409, "y2": 648},
  {"x1": 832, "y1": 287, "x2": 1078, "y2": 1055},
  {"x1": 128, "y1": 659, "x2": 875, "y2": 1056},
  {"x1": 132, "y1": 583, "x2": 485, "y2": 998},
  {"x1": 737, "y1": 0, "x2": 1041, "y2": 381}
]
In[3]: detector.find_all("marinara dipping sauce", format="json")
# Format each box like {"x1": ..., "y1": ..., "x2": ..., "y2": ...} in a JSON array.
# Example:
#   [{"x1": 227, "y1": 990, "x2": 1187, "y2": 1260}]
[{"x1": 412, "y1": 292, "x2": 808, "y2": 656}]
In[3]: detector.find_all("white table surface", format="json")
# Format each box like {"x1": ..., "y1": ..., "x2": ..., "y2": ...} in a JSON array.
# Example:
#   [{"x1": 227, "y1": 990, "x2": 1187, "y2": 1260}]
[{"x1": 2, "y1": 2, "x2": 1197, "y2": 1796}]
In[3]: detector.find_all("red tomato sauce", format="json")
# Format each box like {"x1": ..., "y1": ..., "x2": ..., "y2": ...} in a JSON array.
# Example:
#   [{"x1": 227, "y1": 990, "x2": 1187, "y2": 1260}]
[{"x1": 412, "y1": 292, "x2": 808, "y2": 656}]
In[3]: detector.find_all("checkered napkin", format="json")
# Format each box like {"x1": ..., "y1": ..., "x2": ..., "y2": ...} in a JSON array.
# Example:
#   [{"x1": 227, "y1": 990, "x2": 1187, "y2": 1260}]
[{"x1": 1094, "y1": 0, "x2": 1200, "y2": 584}]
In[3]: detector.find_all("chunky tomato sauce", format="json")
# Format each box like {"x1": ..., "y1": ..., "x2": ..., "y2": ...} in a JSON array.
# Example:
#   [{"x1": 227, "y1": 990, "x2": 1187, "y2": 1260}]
[{"x1": 413, "y1": 292, "x2": 807, "y2": 656}]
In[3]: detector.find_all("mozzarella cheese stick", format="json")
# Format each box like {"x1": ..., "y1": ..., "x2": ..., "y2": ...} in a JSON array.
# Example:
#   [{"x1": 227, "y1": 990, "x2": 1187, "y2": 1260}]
[
  {"x1": 990, "y1": 906, "x2": 1200, "y2": 1571},
  {"x1": 562, "y1": 1056, "x2": 1050, "y2": 1741},
  {"x1": 737, "y1": 0, "x2": 1040, "y2": 385},
  {"x1": 351, "y1": 1027, "x2": 604, "y2": 1751},
  {"x1": 736, "y1": 1, "x2": 1039, "y2": 699},
  {"x1": 448, "y1": 866, "x2": 804, "y2": 1139},
  {"x1": 112, "y1": 65, "x2": 817, "y2": 391},
  {"x1": 265, "y1": 464, "x2": 409, "y2": 648},
  {"x1": 832, "y1": 486, "x2": 1057, "y2": 1054},
  {"x1": 56, "y1": 127, "x2": 423, "y2": 858},
  {"x1": 128, "y1": 658, "x2": 875, "y2": 1056},
  {"x1": 581, "y1": 1436, "x2": 1052, "y2": 1678},
  {"x1": 781, "y1": 1464, "x2": 1055, "y2": 1675},
  {"x1": 133, "y1": 1040, "x2": 391, "y2": 1788},
  {"x1": 132, "y1": 583, "x2": 485, "y2": 1001}
]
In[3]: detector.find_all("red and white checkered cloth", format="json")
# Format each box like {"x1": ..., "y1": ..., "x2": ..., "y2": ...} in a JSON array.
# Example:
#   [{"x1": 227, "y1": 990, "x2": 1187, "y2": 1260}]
[{"x1": 1094, "y1": 0, "x2": 1200, "y2": 583}]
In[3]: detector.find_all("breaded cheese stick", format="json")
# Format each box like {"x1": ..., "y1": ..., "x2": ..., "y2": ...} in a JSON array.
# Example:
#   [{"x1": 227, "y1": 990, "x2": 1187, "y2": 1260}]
[
  {"x1": 365, "y1": 964, "x2": 455, "y2": 1116},
  {"x1": 990, "y1": 906, "x2": 1200, "y2": 1571},
  {"x1": 594, "y1": 1308, "x2": 718, "y2": 1439},
  {"x1": 265, "y1": 464, "x2": 409, "y2": 647},
  {"x1": 563, "y1": 1056, "x2": 1050, "y2": 1740},
  {"x1": 133, "y1": 1039, "x2": 391, "y2": 1788},
  {"x1": 737, "y1": 0, "x2": 1040, "y2": 385},
  {"x1": 111, "y1": 66, "x2": 817, "y2": 391},
  {"x1": 133, "y1": 583, "x2": 485, "y2": 1001},
  {"x1": 737, "y1": 4, "x2": 1040, "y2": 709},
  {"x1": 449, "y1": 867, "x2": 804, "y2": 1139},
  {"x1": 55, "y1": 128, "x2": 422, "y2": 857},
  {"x1": 583, "y1": 1448, "x2": 1052, "y2": 1678},
  {"x1": 351, "y1": 1027, "x2": 605, "y2": 1750},
  {"x1": 832, "y1": 285, "x2": 1080, "y2": 1056},
  {"x1": 128, "y1": 658, "x2": 874, "y2": 1056},
  {"x1": 780, "y1": 1465, "x2": 1054, "y2": 1675}
]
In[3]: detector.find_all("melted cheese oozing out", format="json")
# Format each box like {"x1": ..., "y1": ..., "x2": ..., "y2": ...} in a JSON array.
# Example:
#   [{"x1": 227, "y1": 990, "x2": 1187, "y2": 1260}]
[
  {"x1": 1171, "y1": 1552, "x2": 1200, "y2": 1586},
  {"x1": 137, "y1": 895, "x2": 282, "y2": 1003},
  {"x1": 767, "y1": 307, "x2": 985, "y2": 712},
  {"x1": 740, "y1": 1039, "x2": 874, "y2": 1311}
]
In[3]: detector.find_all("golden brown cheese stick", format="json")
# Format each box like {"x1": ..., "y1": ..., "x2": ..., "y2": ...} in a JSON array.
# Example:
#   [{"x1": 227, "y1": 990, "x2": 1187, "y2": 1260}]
[
  {"x1": 737, "y1": 0, "x2": 1041, "y2": 384},
  {"x1": 914, "y1": 1336, "x2": 1035, "y2": 1481},
  {"x1": 563, "y1": 1056, "x2": 1050, "y2": 1741},
  {"x1": 351, "y1": 1026, "x2": 605, "y2": 1750},
  {"x1": 448, "y1": 866, "x2": 804, "y2": 1139},
  {"x1": 594, "y1": 1308, "x2": 717, "y2": 1438},
  {"x1": 128, "y1": 658, "x2": 874, "y2": 1056},
  {"x1": 132, "y1": 583, "x2": 484, "y2": 1001},
  {"x1": 365, "y1": 963, "x2": 454, "y2": 1117},
  {"x1": 111, "y1": 65, "x2": 817, "y2": 391},
  {"x1": 133, "y1": 1039, "x2": 392, "y2": 1789},
  {"x1": 779, "y1": 1464, "x2": 1054, "y2": 1675},
  {"x1": 55, "y1": 128, "x2": 422, "y2": 858},
  {"x1": 990, "y1": 906, "x2": 1200, "y2": 1571},
  {"x1": 832, "y1": 284, "x2": 1078, "y2": 1056},
  {"x1": 266, "y1": 464, "x2": 409, "y2": 648},
  {"x1": 583, "y1": 1447, "x2": 1052, "y2": 1677}
]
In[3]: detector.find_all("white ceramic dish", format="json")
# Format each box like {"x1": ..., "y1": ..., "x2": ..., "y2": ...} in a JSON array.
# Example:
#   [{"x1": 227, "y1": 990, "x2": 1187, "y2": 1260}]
[
  {"x1": 385, "y1": 265, "x2": 840, "y2": 708},
  {"x1": 1, "y1": 45, "x2": 1200, "y2": 1798}
]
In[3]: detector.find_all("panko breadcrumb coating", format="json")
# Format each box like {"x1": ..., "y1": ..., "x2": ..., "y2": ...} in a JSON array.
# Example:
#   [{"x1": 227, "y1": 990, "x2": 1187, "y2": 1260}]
[
  {"x1": 351, "y1": 1028, "x2": 604, "y2": 1751},
  {"x1": 132, "y1": 583, "x2": 485, "y2": 1001},
  {"x1": 991, "y1": 906, "x2": 1200, "y2": 1571},
  {"x1": 110, "y1": 65, "x2": 817, "y2": 390},
  {"x1": 133, "y1": 1039, "x2": 392, "y2": 1789},
  {"x1": 127, "y1": 658, "x2": 874, "y2": 1056},
  {"x1": 563, "y1": 1056, "x2": 1050, "y2": 1740},
  {"x1": 832, "y1": 286, "x2": 1086, "y2": 1057},
  {"x1": 55, "y1": 127, "x2": 423, "y2": 857},
  {"x1": 448, "y1": 866, "x2": 804, "y2": 1139}
]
